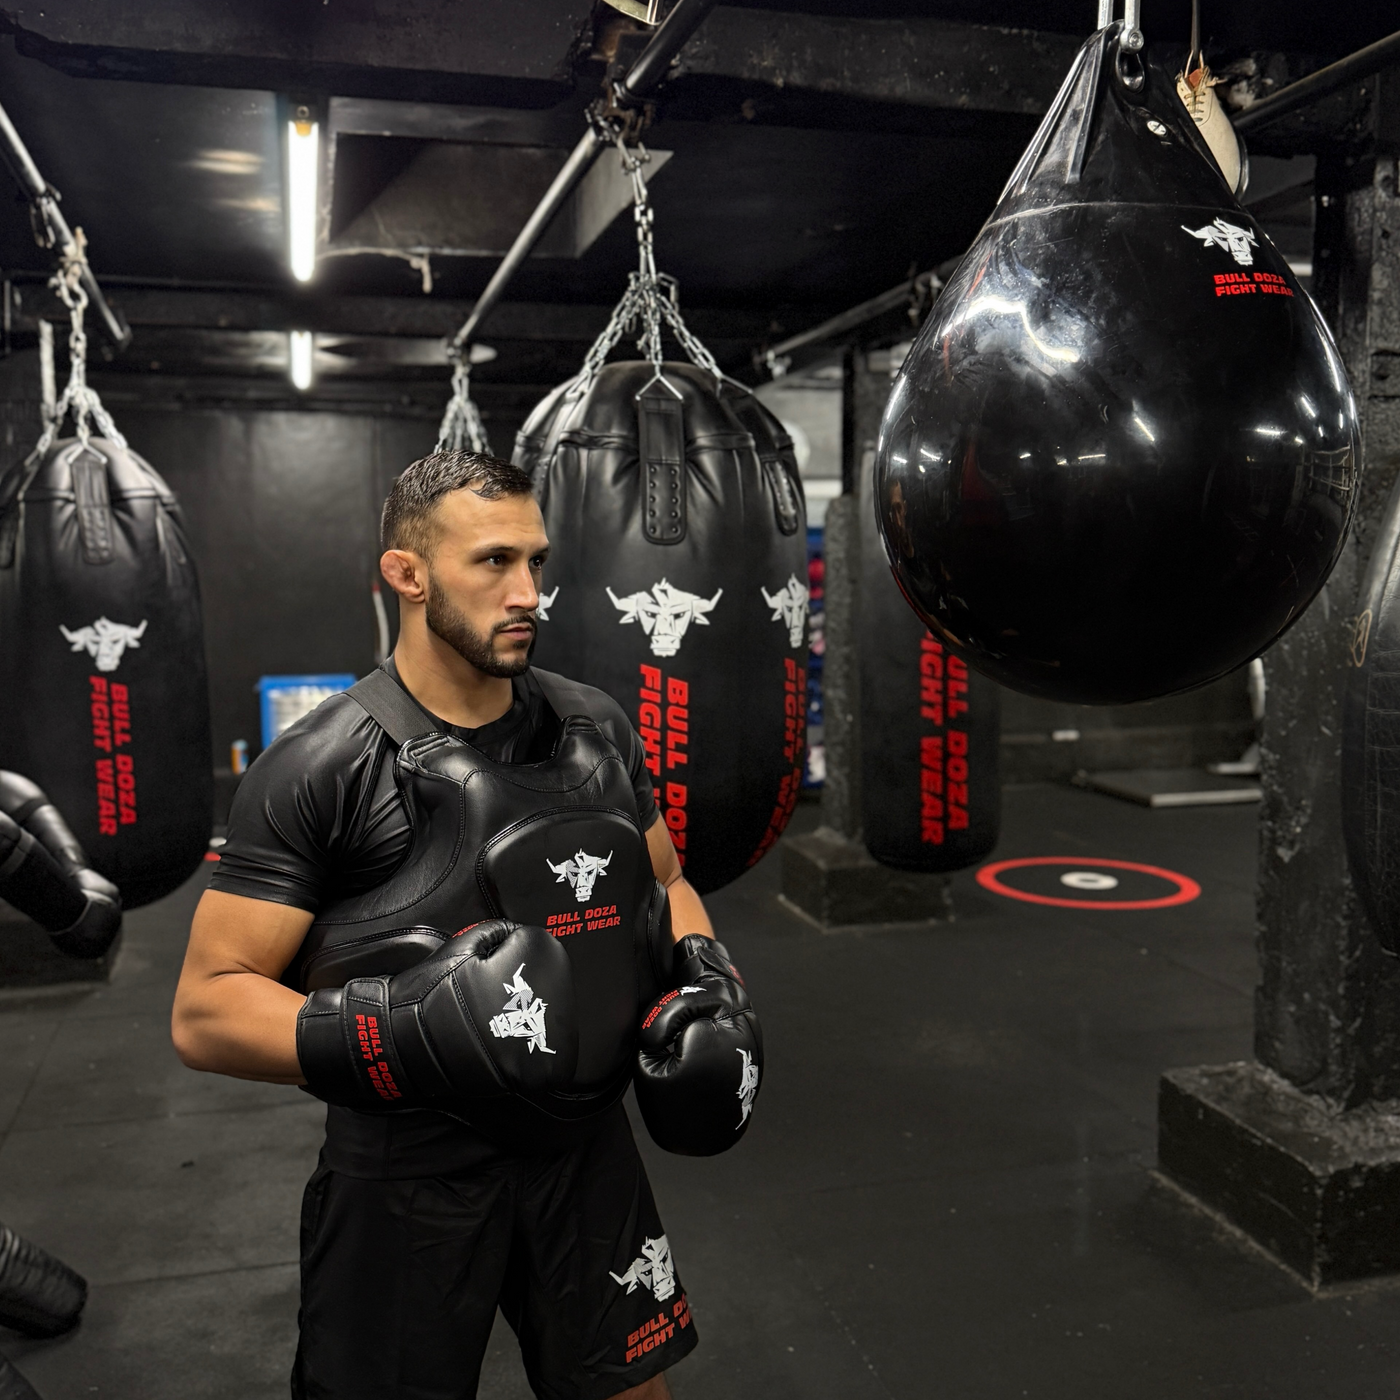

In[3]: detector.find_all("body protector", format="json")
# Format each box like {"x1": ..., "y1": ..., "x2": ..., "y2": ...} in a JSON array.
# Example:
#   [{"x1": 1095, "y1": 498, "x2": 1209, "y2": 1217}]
[
  {"x1": 290, "y1": 669, "x2": 672, "y2": 1147},
  {"x1": 0, "y1": 437, "x2": 212, "y2": 908},
  {"x1": 516, "y1": 361, "x2": 809, "y2": 894},
  {"x1": 874, "y1": 20, "x2": 1357, "y2": 705},
  {"x1": 858, "y1": 452, "x2": 1001, "y2": 871}
]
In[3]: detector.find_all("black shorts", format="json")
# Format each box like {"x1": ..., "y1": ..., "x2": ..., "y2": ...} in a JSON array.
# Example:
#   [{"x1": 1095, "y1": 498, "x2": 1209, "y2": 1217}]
[{"x1": 291, "y1": 1106, "x2": 698, "y2": 1400}]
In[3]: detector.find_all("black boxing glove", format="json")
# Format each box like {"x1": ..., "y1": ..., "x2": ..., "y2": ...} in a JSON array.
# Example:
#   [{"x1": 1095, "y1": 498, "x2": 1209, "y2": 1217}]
[
  {"x1": 634, "y1": 935, "x2": 763, "y2": 1157},
  {"x1": 0, "y1": 811, "x2": 120, "y2": 959},
  {"x1": 297, "y1": 919, "x2": 578, "y2": 1113}
]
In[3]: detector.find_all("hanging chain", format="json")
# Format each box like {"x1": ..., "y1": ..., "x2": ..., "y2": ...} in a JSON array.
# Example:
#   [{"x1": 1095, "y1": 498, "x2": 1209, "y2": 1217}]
[
  {"x1": 435, "y1": 353, "x2": 492, "y2": 455},
  {"x1": 572, "y1": 126, "x2": 724, "y2": 393},
  {"x1": 28, "y1": 227, "x2": 126, "y2": 465}
]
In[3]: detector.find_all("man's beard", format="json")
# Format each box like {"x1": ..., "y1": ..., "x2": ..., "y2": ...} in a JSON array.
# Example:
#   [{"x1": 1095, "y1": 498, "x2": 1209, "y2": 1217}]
[{"x1": 424, "y1": 579, "x2": 535, "y2": 678}]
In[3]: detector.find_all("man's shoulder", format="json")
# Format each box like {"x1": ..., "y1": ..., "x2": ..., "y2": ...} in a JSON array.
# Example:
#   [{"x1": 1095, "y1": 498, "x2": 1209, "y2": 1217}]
[
  {"x1": 530, "y1": 668, "x2": 634, "y2": 733},
  {"x1": 246, "y1": 689, "x2": 389, "y2": 784}
]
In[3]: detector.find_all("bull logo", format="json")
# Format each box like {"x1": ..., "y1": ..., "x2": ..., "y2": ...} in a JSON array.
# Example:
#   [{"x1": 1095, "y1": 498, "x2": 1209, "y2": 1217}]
[
  {"x1": 606, "y1": 579, "x2": 722, "y2": 658},
  {"x1": 761, "y1": 574, "x2": 810, "y2": 649},
  {"x1": 535, "y1": 586, "x2": 559, "y2": 622},
  {"x1": 487, "y1": 964, "x2": 554, "y2": 1054},
  {"x1": 610, "y1": 1234, "x2": 676, "y2": 1303},
  {"x1": 547, "y1": 848, "x2": 612, "y2": 903},
  {"x1": 737, "y1": 1048, "x2": 760, "y2": 1127},
  {"x1": 59, "y1": 617, "x2": 148, "y2": 672},
  {"x1": 1181, "y1": 217, "x2": 1258, "y2": 267}
]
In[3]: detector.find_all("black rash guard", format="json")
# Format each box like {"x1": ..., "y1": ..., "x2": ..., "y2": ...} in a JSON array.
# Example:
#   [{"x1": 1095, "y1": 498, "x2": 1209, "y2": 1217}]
[{"x1": 211, "y1": 663, "x2": 660, "y2": 1178}]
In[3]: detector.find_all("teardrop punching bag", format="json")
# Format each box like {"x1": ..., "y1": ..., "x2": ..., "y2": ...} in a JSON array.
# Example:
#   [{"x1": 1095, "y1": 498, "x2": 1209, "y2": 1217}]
[
  {"x1": 0, "y1": 259, "x2": 211, "y2": 907},
  {"x1": 874, "y1": 19, "x2": 1358, "y2": 705},
  {"x1": 518, "y1": 361, "x2": 808, "y2": 894},
  {"x1": 1343, "y1": 477, "x2": 1400, "y2": 955},
  {"x1": 858, "y1": 450, "x2": 1001, "y2": 870}
]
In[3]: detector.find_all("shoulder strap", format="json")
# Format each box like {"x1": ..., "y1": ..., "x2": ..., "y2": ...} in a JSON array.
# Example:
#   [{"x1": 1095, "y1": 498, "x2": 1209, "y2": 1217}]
[{"x1": 346, "y1": 668, "x2": 440, "y2": 746}]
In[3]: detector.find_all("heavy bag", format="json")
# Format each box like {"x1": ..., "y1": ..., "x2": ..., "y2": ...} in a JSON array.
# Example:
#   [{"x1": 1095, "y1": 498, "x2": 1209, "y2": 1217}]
[
  {"x1": 1343, "y1": 476, "x2": 1400, "y2": 955},
  {"x1": 516, "y1": 361, "x2": 808, "y2": 894},
  {"x1": 874, "y1": 22, "x2": 1358, "y2": 705},
  {"x1": 858, "y1": 452, "x2": 1001, "y2": 869},
  {"x1": 0, "y1": 438, "x2": 212, "y2": 907}
]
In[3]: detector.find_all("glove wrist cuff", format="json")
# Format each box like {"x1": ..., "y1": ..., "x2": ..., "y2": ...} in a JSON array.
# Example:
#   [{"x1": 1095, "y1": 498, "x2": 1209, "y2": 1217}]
[{"x1": 298, "y1": 982, "x2": 414, "y2": 1111}]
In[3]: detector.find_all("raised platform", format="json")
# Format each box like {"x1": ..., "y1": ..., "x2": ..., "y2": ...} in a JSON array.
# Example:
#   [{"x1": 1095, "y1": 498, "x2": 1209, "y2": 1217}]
[
  {"x1": 779, "y1": 826, "x2": 952, "y2": 928},
  {"x1": 1158, "y1": 1060, "x2": 1400, "y2": 1287}
]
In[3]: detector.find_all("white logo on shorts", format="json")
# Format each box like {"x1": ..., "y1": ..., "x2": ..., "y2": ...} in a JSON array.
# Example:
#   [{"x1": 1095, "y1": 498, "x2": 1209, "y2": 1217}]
[{"x1": 611, "y1": 1234, "x2": 676, "y2": 1302}]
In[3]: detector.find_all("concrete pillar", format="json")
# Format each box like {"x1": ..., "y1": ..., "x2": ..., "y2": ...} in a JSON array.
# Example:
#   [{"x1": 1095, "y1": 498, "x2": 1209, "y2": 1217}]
[{"x1": 1158, "y1": 141, "x2": 1400, "y2": 1285}]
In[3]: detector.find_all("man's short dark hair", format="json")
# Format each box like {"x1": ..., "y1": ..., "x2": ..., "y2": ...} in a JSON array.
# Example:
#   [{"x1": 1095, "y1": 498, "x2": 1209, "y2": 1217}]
[{"x1": 381, "y1": 449, "x2": 535, "y2": 557}]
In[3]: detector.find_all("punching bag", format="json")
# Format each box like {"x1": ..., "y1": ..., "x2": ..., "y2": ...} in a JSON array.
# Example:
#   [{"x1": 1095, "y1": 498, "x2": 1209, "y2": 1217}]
[
  {"x1": 1343, "y1": 477, "x2": 1400, "y2": 954},
  {"x1": 859, "y1": 451, "x2": 1000, "y2": 870},
  {"x1": 0, "y1": 436, "x2": 212, "y2": 907},
  {"x1": 874, "y1": 21, "x2": 1358, "y2": 705},
  {"x1": 516, "y1": 361, "x2": 808, "y2": 894}
]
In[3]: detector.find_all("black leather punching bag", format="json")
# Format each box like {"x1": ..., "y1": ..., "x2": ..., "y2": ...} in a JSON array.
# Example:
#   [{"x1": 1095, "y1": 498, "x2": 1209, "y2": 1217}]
[
  {"x1": 0, "y1": 437, "x2": 212, "y2": 907},
  {"x1": 859, "y1": 451, "x2": 1000, "y2": 869},
  {"x1": 516, "y1": 362, "x2": 808, "y2": 894},
  {"x1": 1343, "y1": 477, "x2": 1400, "y2": 955},
  {"x1": 875, "y1": 23, "x2": 1358, "y2": 705}
]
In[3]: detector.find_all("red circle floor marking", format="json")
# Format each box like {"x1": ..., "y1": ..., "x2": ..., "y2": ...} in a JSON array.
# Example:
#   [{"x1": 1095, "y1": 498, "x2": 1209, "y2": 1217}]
[{"x1": 976, "y1": 856, "x2": 1201, "y2": 910}]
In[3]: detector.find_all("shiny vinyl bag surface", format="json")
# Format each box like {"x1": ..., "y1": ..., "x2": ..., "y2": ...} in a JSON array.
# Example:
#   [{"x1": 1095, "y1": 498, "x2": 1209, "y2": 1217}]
[
  {"x1": 515, "y1": 361, "x2": 809, "y2": 894},
  {"x1": 875, "y1": 24, "x2": 1358, "y2": 705},
  {"x1": 0, "y1": 438, "x2": 212, "y2": 907},
  {"x1": 1343, "y1": 477, "x2": 1400, "y2": 955},
  {"x1": 859, "y1": 451, "x2": 1001, "y2": 870}
]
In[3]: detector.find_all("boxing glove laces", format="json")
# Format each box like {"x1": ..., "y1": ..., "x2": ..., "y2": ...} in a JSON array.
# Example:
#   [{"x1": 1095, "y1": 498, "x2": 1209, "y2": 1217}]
[
  {"x1": 297, "y1": 919, "x2": 578, "y2": 1114},
  {"x1": 634, "y1": 935, "x2": 763, "y2": 1156}
]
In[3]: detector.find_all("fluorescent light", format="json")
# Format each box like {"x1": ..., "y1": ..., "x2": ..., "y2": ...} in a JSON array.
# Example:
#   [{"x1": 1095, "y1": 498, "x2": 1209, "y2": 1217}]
[
  {"x1": 289, "y1": 330, "x2": 314, "y2": 391},
  {"x1": 287, "y1": 111, "x2": 319, "y2": 283}
]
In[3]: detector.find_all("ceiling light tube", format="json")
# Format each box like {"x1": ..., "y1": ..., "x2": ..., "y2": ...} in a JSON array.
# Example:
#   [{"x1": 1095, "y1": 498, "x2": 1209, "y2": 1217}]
[
  {"x1": 287, "y1": 107, "x2": 319, "y2": 283},
  {"x1": 289, "y1": 330, "x2": 314, "y2": 391}
]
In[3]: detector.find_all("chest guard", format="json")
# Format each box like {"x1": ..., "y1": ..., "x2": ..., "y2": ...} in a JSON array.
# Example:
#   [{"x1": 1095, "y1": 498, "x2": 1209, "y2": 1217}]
[{"x1": 289, "y1": 669, "x2": 671, "y2": 1121}]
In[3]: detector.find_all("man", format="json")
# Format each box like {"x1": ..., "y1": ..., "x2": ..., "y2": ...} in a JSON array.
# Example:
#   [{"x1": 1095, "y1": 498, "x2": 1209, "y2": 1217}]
[{"x1": 172, "y1": 451, "x2": 713, "y2": 1399}]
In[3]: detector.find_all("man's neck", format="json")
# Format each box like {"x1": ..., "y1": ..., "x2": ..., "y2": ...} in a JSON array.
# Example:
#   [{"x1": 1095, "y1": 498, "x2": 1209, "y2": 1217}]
[{"x1": 391, "y1": 631, "x2": 517, "y2": 730}]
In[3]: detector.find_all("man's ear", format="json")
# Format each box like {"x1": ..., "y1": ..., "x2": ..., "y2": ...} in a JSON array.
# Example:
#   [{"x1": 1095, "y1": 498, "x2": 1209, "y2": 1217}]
[{"x1": 381, "y1": 549, "x2": 428, "y2": 603}]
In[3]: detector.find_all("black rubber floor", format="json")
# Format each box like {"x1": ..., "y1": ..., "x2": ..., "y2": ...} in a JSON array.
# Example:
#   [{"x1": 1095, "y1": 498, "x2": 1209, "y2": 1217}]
[{"x1": 0, "y1": 783, "x2": 1396, "y2": 1398}]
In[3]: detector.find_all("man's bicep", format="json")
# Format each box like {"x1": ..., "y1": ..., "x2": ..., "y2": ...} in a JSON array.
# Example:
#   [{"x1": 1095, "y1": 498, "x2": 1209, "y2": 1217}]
[{"x1": 186, "y1": 889, "x2": 314, "y2": 982}]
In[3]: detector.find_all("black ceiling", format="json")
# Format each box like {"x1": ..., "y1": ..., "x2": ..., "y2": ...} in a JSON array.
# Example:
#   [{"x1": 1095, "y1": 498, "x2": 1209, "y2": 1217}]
[{"x1": 0, "y1": 0, "x2": 1387, "y2": 393}]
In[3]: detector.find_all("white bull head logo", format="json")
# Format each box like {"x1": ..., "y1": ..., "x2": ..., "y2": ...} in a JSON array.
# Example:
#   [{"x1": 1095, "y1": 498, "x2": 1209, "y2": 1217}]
[
  {"x1": 610, "y1": 1235, "x2": 676, "y2": 1303},
  {"x1": 606, "y1": 579, "x2": 722, "y2": 658},
  {"x1": 1181, "y1": 217, "x2": 1258, "y2": 267},
  {"x1": 761, "y1": 574, "x2": 811, "y2": 649},
  {"x1": 488, "y1": 964, "x2": 553, "y2": 1055},
  {"x1": 59, "y1": 617, "x2": 148, "y2": 672},
  {"x1": 548, "y1": 848, "x2": 613, "y2": 903},
  {"x1": 535, "y1": 586, "x2": 559, "y2": 622}
]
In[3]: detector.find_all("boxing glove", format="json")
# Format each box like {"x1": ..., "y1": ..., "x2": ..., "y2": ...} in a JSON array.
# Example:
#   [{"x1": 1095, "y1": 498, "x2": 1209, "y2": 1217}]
[
  {"x1": 0, "y1": 1224, "x2": 86, "y2": 1337},
  {"x1": 0, "y1": 773, "x2": 121, "y2": 959},
  {"x1": 634, "y1": 935, "x2": 764, "y2": 1157},
  {"x1": 297, "y1": 919, "x2": 578, "y2": 1114}
]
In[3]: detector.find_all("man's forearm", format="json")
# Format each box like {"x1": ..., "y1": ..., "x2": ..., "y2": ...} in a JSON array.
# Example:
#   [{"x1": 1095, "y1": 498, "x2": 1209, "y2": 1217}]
[
  {"x1": 665, "y1": 875, "x2": 714, "y2": 941},
  {"x1": 172, "y1": 971, "x2": 306, "y2": 1083}
]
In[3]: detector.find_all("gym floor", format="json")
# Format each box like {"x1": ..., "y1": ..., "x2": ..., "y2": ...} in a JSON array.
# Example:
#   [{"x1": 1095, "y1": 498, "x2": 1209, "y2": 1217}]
[{"x1": 0, "y1": 784, "x2": 1396, "y2": 1399}]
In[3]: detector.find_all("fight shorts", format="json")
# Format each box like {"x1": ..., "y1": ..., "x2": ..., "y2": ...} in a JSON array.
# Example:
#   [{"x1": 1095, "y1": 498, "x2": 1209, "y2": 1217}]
[{"x1": 291, "y1": 1106, "x2": 697, "y2": 1400}]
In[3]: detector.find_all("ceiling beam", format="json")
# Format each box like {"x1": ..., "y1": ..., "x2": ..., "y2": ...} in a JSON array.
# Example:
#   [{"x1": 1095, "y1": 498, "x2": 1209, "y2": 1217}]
[
  {"x1": 10, "y1": 283, "x2": 811, "y2": 347},
  {"x1": 675, "y1": 10, "x2": 1081, "y2": 119},
  {"x1": 0, "y1": 0, "x2": 585, "y2": 105}
]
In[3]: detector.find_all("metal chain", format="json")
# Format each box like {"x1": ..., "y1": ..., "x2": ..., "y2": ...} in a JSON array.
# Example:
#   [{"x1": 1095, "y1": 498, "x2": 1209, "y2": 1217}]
[
  {"x1": 435, "y1": 353, "x2": 492, "y2": 454},
  {"x1": 28, "y1": 227, "x2": 126, "y2": 464},
  {"x1": 571, "y1": 128, "x2": 725, "y2": 393}
]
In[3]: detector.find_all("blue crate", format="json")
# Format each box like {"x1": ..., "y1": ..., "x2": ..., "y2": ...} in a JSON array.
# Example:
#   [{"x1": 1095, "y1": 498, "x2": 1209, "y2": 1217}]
[{"x1": 257, "y1": 673, "x2": 357, "y2": 751}]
